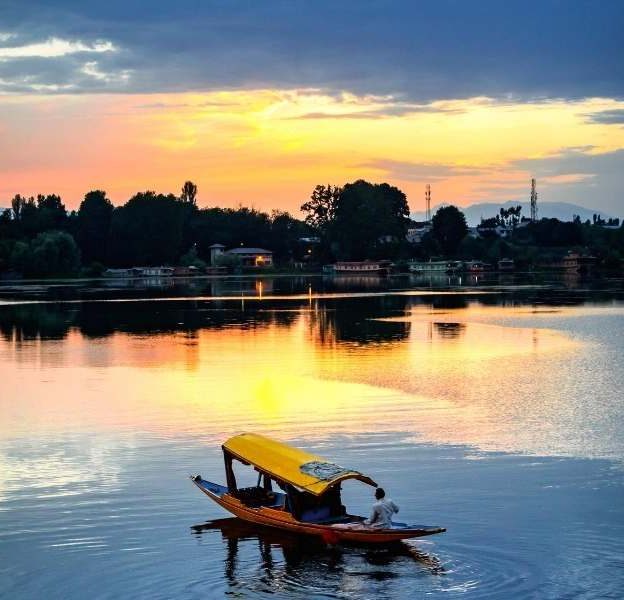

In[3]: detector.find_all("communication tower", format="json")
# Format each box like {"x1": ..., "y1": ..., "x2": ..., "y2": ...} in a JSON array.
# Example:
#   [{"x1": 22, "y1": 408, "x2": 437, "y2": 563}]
[
  {"x1": 425, "y1": 184, "x2": 431, "y2": 222},
  {"x1": 530, "y1": 178, "x2": 538, "y2": 222}
]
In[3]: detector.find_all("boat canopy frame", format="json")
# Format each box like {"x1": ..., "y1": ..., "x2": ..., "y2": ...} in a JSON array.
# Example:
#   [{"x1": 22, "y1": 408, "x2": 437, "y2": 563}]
[{"x1": 222, "y1": 433, "x2": 377, "y2": 496}]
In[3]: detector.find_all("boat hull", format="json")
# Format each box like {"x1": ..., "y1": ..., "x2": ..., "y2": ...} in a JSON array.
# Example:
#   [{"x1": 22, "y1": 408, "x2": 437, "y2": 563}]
[{"x1": 191, "y1": 477, "x2": 445, "y2": 544}]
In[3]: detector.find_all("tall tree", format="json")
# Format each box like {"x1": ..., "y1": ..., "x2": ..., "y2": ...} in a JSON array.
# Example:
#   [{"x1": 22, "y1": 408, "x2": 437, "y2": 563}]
[
  {"x1": 10, "y1": 194, "x2": 25, "y2": 221},
  {"x1": 77, "y1": 190, "x2": 114, "y2": 265},
  {"x1": 300, "y1": 184, "x2": 341, "y2": 231},
  {"x1": 331, "y1": 180, "x2": 410, "y2": 259},
  {"x1": 108, "y1": 191, "x2": 186, "y2": 266},
  {"x1": 431, "y1": 205, "x2": 469, "y2": 255},
  {"x1": 35, "y1": 193, "x2": 67, "y2": 231},
  {"x1": 180, "y1": 181, "x2": 198, "y2": 205}
]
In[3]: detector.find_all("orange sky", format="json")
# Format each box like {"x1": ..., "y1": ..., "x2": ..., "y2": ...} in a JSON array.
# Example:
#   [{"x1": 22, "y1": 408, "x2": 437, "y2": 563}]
[{"x1": 1, "y1": 91, "x2": 623, "y2": 214}]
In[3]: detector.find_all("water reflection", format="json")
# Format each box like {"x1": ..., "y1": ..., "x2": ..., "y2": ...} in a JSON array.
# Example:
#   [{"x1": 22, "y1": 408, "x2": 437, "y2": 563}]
[
  {"x1": 433, "y1": 322, "x2": 466, "y2": 339},
  {"x1": 1, "y1": 287, "x2": 624, "y2": 599},
  {"x1": 191, "y1": 518, "x2": 443, "y2": 595}
]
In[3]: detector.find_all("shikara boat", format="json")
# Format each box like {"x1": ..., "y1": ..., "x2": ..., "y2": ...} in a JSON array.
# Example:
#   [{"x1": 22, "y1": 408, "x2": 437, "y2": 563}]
[{"x1": 190, "y1": 433, "x2": 446, "y2": 544}]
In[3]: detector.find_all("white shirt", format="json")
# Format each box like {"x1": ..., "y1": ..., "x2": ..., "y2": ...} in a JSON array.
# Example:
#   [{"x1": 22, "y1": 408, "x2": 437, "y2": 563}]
[{"x1": 366, "y1": 497, "x2": 399, "y2": 528}]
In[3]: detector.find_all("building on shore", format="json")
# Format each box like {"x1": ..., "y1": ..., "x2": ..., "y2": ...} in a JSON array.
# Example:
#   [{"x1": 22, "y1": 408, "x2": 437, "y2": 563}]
[
  {"x1": 225, "y1": 247, "x2": 273, "y2": 267},
  {"x1": 209, "y1": 244, "x2": 273, "y2": 267}
]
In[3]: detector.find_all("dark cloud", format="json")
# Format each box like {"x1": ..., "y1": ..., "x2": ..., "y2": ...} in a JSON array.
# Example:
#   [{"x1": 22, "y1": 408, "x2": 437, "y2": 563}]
[
  {"x1": 0, "y1": 0, "x2": 622, "y2": 100},
  {"x1": 584, "y1": 109, "x2": 624, "y2": 124},
  {"x1": 284, "y1": 103, "x2": 463, "y2": 120}
]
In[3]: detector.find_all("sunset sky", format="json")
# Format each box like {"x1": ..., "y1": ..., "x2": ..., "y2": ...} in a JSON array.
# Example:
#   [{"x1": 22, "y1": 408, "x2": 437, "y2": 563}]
[{"x1": 1, "y1": 1, "x2": 623, "y2": 215}]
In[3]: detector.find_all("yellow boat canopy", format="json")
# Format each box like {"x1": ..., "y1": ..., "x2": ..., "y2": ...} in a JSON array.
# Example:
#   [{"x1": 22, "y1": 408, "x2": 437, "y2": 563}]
[{"x1": 223, "y1": 433, "x2": 377, "y2": 496}]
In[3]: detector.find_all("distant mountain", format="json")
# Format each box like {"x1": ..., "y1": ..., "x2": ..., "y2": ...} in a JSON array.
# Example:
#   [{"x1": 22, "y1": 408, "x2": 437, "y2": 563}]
[{"x1": 412, "y1": 201, "x2": 617, "y2": 226}]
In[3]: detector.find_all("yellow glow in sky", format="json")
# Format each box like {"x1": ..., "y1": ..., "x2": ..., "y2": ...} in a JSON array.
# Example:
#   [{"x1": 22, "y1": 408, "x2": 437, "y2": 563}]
[{"x1": 1, "y1": 90, "x2": 623, "y2": 213}]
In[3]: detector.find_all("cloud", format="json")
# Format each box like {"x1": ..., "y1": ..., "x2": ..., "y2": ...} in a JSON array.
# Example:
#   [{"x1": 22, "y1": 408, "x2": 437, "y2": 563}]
[
  {"x1": 81, "y1": 61, "x2": 130, "y2": 84},
  {"x1": 0, "y1": 0, "x2": 621, "y2": 100},
  {"x1": 509, "y1": 147, "x2": 624, "y2": 215},
  {"x1": 284, "y1": 103, "x2": 463, "y2": 120},
  {"x1": 584, "y1": 109, "x2": 624, "y2": 124},
  {"x1": 0, "y1": 37, "x2": 115, "y2": 59},
  {"x1": 362, "y1": 159, "x2": 484, "y2": 181}
]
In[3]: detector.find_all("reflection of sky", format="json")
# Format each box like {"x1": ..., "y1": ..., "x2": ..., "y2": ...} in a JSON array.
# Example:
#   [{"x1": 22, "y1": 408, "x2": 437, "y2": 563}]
[
  {"x1": 1, "y1": 301, "x2": 621, "y2": 462},
  {"x1": 1, "y1": 299, "x2": 624, "y2": 599}
]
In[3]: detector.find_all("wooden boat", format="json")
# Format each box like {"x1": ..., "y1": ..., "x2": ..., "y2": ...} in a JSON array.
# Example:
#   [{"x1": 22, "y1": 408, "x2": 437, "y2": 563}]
[{"x1": 190, "y1": 433, "x2": 446, "y2": 544}]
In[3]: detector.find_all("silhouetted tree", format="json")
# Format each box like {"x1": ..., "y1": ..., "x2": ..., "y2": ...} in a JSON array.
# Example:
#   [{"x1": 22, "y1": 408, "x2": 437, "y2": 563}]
[
  {"x1": 180, "y1": 181, "x2": 198, "y2": 205},
  {"x1": 330, "y1": 180, "x2": 410, "y2": 259},
  {"x1": 431, "y1": 205, "x2": 468, "y2": 255},
  {"x1": 108, "y1": 191, "x2": 185, "y2": 266},
  {"x1": 10, "y1": 194, "x2": 25, "y2": 221},
  {"x1": 77, "y1": 190, "x2": 114, "y2": 265},
  {"x1": 300, "y1": 184, "x2": 341, "y2": 231},
  {"x1": 36, "y1": 194, "x2": 67, "y2": 231}
]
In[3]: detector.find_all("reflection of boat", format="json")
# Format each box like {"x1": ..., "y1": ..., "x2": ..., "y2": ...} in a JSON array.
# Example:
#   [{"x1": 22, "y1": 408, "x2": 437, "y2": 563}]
[
  {"x1": 191, "y1": 433, "x2": 445, "y2": 544},
  {"x1": 497, "y1": 258, "x2": 515, "y2": 272},
  {"x1": 191, "y1": 517, "x2": 445, "y2": 597},
  {"x1": 465, "y1": 260, "x2": 485, "y2": 273}
]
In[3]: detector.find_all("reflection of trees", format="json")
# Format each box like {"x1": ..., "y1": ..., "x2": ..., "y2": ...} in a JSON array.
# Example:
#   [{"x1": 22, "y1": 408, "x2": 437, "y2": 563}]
[
  {"x1": 433, "y1": 322, "x2": 466, "y2": 339},
  {"x1": 430, "y1": 295, "x2": 469, "y2": 310},
  {"x1": 309, "y1": 296, "x2": 410, "y2": 345},
  {"x1": 0, "y1": 304, "x2": 74, "y2": 341},
  {"x1": 0, "y1": 301, "x2": 300, "y2": 344}
]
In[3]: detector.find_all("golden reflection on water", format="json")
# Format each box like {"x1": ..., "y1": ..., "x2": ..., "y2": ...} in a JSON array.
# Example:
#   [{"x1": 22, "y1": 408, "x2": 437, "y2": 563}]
[{"x1": 0, "y1": 303, "x2": 590, "y2": 462}]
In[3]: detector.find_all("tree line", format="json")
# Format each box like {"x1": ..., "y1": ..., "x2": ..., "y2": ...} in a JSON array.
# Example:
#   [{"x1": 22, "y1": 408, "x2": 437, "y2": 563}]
[
  {"x1": 2, "y1": 178, "x2": 623, "y2": 277},
  {"x1": 0, "y1": 183, "x2": 313, "y2": 277}
]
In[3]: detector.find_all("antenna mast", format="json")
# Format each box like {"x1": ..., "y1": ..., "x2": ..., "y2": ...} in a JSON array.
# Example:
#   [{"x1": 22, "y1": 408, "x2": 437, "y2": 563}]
[
  {"x1": 425, "y1": 184, "x2": 431, "y2": 222},
  {"x1": 530, "y1": 178, "x2": 538, "y2": 222}
]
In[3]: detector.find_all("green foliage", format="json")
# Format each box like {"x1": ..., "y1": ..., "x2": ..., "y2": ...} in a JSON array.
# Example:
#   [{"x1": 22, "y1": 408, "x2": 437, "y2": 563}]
[
  {"x1": 180, "y1": 246, "x2": 207, "y2": 269},
  {"x1": 82, "y1": 261, "x2": 106, "y2": 277},
  {"x1": 431, "y1": 205, "x2": 469, "y2": 256},
  {"x1": 316, "y1": 180, "x2": 410, "y2": 260},
  {"x1": 9, "y1": 231, "x2": 81, "y2": 277},
  {"x1": 9, "y1": 241, "x2": 30, "y2": 274},
  {"x1": 214, "y1": 253, "x2": 242, "y2": 269}
]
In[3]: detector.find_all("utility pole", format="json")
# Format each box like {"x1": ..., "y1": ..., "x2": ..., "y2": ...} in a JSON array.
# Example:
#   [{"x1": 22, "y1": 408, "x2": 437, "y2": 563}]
[
  {"x1": 425, "y1": 184, "x2": 431, "y2": 222},
  {"x1": 530, "y1": 178, "x2": 538, "y2": 222}
]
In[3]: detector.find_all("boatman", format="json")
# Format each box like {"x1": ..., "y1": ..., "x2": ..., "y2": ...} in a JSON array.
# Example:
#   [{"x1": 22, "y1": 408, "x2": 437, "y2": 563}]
[{"x1": 365, "y1": 487, "x2": 399, "y2": 528}]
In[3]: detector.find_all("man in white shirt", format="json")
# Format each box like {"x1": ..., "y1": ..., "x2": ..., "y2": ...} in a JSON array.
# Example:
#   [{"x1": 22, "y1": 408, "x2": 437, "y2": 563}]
[{"x1": 365, "y1": 487, "x2": 399, "y2": 528}]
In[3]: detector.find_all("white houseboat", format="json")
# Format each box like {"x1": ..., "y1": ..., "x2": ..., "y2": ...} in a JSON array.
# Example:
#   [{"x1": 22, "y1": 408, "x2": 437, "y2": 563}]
[
  {"x1": 333, "y1": 260, "x2": 392, "y2": 275},
  {"x1": 409, "y1": 260, "x2": 463, "y2": 274}
]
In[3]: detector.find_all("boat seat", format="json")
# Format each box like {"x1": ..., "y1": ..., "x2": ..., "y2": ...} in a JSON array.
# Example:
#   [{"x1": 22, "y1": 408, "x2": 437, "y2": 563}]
[
  {"x1": 233, "y1": 486, "x2": 285, "y2": 508},
  {"x1": 313, "y1": 515, "x2": 358, "y2": 525},
  {"x1": 300, "y1": 506, "x2": 331, "y2": 522}
]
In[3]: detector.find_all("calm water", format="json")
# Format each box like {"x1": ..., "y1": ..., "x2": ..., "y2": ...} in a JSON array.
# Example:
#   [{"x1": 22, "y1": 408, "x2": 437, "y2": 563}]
[{"x1": 1, "y1": 275, "x2": 623, "y2": 599}]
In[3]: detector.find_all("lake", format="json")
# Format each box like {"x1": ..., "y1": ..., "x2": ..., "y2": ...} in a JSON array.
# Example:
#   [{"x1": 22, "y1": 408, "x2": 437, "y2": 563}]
[{"x1": 1, "y1": 274, "x2": 623, "y2": 599}]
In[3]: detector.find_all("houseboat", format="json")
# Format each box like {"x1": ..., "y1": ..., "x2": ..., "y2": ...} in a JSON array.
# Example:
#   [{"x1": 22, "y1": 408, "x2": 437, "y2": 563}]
[
  {"x1": 409, "y1": 260, "x2": 462, "y2": 274},
  {"x1": 562, "y1": 252, "x2": 597, "y2": 273},
  {"x1": 333, "y1": 261, "x2": 392, "y2": 275},
  {"x1": 191, "y1": 433, "x2": 446, "y2": 544}
]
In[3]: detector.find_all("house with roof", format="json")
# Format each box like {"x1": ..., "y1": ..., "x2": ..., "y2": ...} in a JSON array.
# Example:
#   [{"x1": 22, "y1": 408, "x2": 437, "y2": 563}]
[{"x1": 209, "y1": 243, "x2": 273, "y2": 267}]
